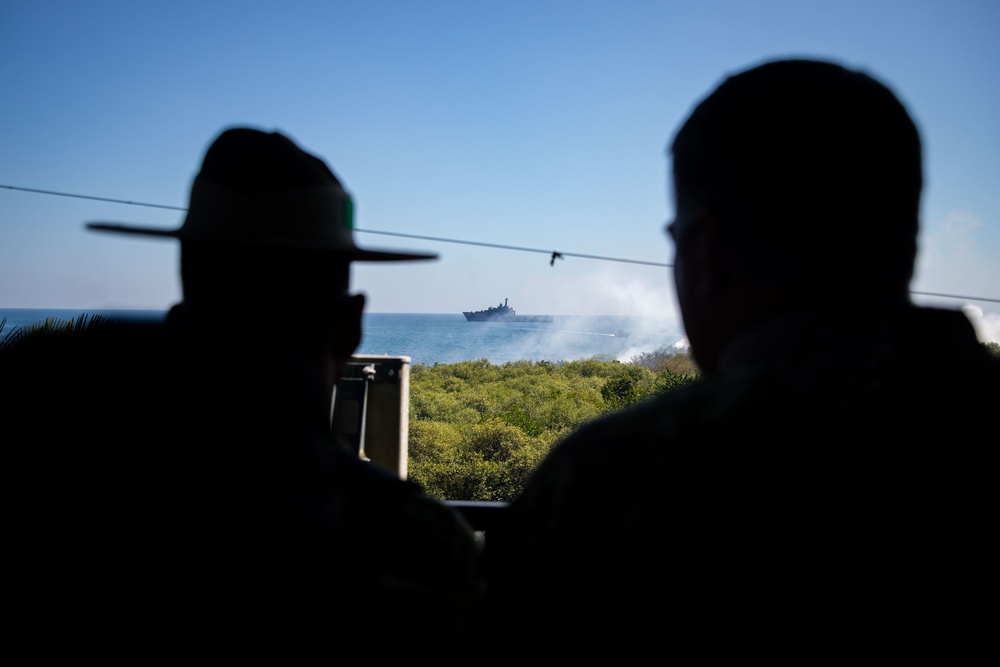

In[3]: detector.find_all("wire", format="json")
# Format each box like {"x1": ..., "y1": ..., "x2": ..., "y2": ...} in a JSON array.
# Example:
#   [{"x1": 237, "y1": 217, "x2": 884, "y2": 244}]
[
  {"x1": 1, "y1": 183, "x2": 670, "y2": 267},
  {"x1": 0, "y1": 184, "x2": 186, "y2": 211},
  {"x1": 3, "y1": 183, "x2": 999, "y2": 303},
  {"x1": 910, "y1": 291, "x2": 1000, "y2": 304},
  {"x1": 355, "y1": 229, "x2": 669, "y2": 267}
]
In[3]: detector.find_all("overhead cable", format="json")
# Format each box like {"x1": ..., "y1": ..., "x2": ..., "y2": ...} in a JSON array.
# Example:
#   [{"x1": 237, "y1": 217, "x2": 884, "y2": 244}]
[
  {"x1": 1, "y1": 184, "x2": 187, "y2": 211},
  {"x1": 1, "y1": 183, "x2": 669, "y2": 267},
  {"x1": 355, "y1": 228, "x2": 668, "y2": 267}
]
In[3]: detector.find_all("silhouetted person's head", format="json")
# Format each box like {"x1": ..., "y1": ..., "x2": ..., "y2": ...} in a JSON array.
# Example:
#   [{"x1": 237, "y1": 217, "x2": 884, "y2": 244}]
[
  {"x1": 87, "y1": 126, "x2": 437, "y2": 376},
  {"x1": 177, "y1": 129, "x2": 358, "y2": 352},
  {"x1": 667, "y1": 58, "x2": 923, "y2": 372}
]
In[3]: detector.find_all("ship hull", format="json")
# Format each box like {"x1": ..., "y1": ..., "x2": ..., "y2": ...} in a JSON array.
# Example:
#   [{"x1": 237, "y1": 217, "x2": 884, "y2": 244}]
[{"x1": 463, "y1": 312, "x2": 553, "y2": 323}]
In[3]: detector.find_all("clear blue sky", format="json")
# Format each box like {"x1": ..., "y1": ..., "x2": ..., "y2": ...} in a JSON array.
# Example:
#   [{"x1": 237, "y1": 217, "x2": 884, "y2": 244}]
[{"x1": 2, "y1": 0, "x2": 998, "y2": 341}]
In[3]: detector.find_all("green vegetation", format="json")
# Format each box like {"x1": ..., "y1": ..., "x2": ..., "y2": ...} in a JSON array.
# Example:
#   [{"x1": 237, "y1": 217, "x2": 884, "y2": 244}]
[
  {"x1": 407, "y1": 338, "x2": 1000, "y2": 500},
  {"x1": 407, "y1": 351, "x2": 701, "y2": 501}
]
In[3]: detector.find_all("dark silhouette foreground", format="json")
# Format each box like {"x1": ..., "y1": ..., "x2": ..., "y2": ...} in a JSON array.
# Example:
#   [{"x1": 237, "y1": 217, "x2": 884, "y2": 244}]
[
  {"x1": 477, "y1": 59, "x2": 1000, "y2": 660},
  {"x1": 3, "y1": 127, "x2": 480, "y2": 657}
]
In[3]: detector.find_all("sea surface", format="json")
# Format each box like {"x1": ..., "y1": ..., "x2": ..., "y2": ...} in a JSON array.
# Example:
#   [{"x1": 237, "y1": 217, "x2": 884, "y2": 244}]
[{"x1": 0, "y1": 308, "x2": 688, "y2": 366}]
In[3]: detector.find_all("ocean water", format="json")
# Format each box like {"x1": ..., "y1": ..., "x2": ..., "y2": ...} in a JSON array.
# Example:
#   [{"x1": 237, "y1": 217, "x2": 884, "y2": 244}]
[{"x1": 0, "y1": 308, "x2": 687, "y2": 365}]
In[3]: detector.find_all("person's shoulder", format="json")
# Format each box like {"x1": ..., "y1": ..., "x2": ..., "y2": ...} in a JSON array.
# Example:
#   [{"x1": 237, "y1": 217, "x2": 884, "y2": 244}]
[
  {"x1": 0, "y1": 317, "x2": 153, "y2": 389},
  {"x1": 318, "y1": 443, "x2": 482, "y2": 630},
  {"x1": 554, "y1": 378, "x2": 711, "y2": 457},
  {"x1": 14, "y1": 317, "x2": 184, "y2": 364},
  {"x1": 511, "y1": 379, "x2": 713, "y2": 507},
  {"x1": 330, "y1": 441, "x2": 477, "y2": 538},
  {"x1": 897, "y1": 306, "x2": 1000, "y2": 388}
]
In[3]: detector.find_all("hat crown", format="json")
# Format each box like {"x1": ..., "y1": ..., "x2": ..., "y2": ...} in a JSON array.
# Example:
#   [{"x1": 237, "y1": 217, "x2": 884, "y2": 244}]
[
  {"x1": 86, "y1": 126, "x2": 438, "y2": 262},
  {"x1": 198, "y1": 128, "x2": 341, "y2": 193}
]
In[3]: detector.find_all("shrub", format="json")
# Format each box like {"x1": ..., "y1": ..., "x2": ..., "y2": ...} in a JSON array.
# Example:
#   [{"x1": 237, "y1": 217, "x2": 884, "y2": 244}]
[{"x1": 407, "y1": 355, "x2": 694, "y2": 500}]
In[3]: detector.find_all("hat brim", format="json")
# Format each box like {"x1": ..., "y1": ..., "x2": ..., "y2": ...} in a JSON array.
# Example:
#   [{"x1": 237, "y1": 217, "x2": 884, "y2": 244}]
[{"x1": 86, "y1": 222, "x2": 439, "y2": 262}]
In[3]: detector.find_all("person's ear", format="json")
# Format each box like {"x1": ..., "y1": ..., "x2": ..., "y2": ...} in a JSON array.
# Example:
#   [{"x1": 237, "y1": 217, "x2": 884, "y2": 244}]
[{"x1": 333, "y1": 293, "x2": 366, "y2": 360}]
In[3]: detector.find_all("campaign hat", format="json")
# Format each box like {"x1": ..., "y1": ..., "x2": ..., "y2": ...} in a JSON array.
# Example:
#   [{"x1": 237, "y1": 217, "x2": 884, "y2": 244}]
[{"x1": 87, "y1": 126, "x2": 438, "y2": 262}]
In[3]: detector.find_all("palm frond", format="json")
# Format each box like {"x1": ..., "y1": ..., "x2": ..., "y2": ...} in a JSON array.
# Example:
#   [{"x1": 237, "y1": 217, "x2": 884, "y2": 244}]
[{"x1": 0, "y1": 313, "x2": 118, "y2": 352}]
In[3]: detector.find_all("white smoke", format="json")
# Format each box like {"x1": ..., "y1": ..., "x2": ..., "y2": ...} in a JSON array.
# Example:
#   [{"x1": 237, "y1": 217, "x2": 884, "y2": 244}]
[
  {"x1": 916, "y1": 209, "x2": 997, "y2": 301},
  {"x1": 919, "y1": 209, "x2": 982, "y2": 273},
  {"x1": 961, "y1": 303, "x2": 1000, "y2": 344}
]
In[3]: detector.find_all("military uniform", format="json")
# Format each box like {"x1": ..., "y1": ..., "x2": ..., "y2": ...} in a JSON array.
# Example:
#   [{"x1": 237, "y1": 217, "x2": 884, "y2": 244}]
[
  {"x1": 2, "y1": 316, "x2": 482, "y2": 658},
  {"x1": 480, "y1": 303, "x2": 999, "y2": 661}
]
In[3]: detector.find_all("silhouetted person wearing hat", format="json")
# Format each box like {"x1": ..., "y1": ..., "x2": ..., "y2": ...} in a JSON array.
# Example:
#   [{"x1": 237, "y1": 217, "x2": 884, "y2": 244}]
[
  {"x1": 477, "y1": 59, "x2": 1000, "y2": 660},
  {"x1": 3, "y1": 127, "x2": 480, "y2": 657}
]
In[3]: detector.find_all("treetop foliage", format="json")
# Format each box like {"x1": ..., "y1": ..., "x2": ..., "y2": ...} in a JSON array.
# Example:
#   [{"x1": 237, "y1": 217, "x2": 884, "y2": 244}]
[{"x1": 408, "y1": 350, "x2": 701, "y2": 501}]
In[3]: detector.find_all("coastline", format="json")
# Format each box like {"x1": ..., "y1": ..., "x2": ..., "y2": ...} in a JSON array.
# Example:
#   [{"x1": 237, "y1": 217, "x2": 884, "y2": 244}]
[{"x1": 2, "y1": 309, "x2": 687, "y2": 366}]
